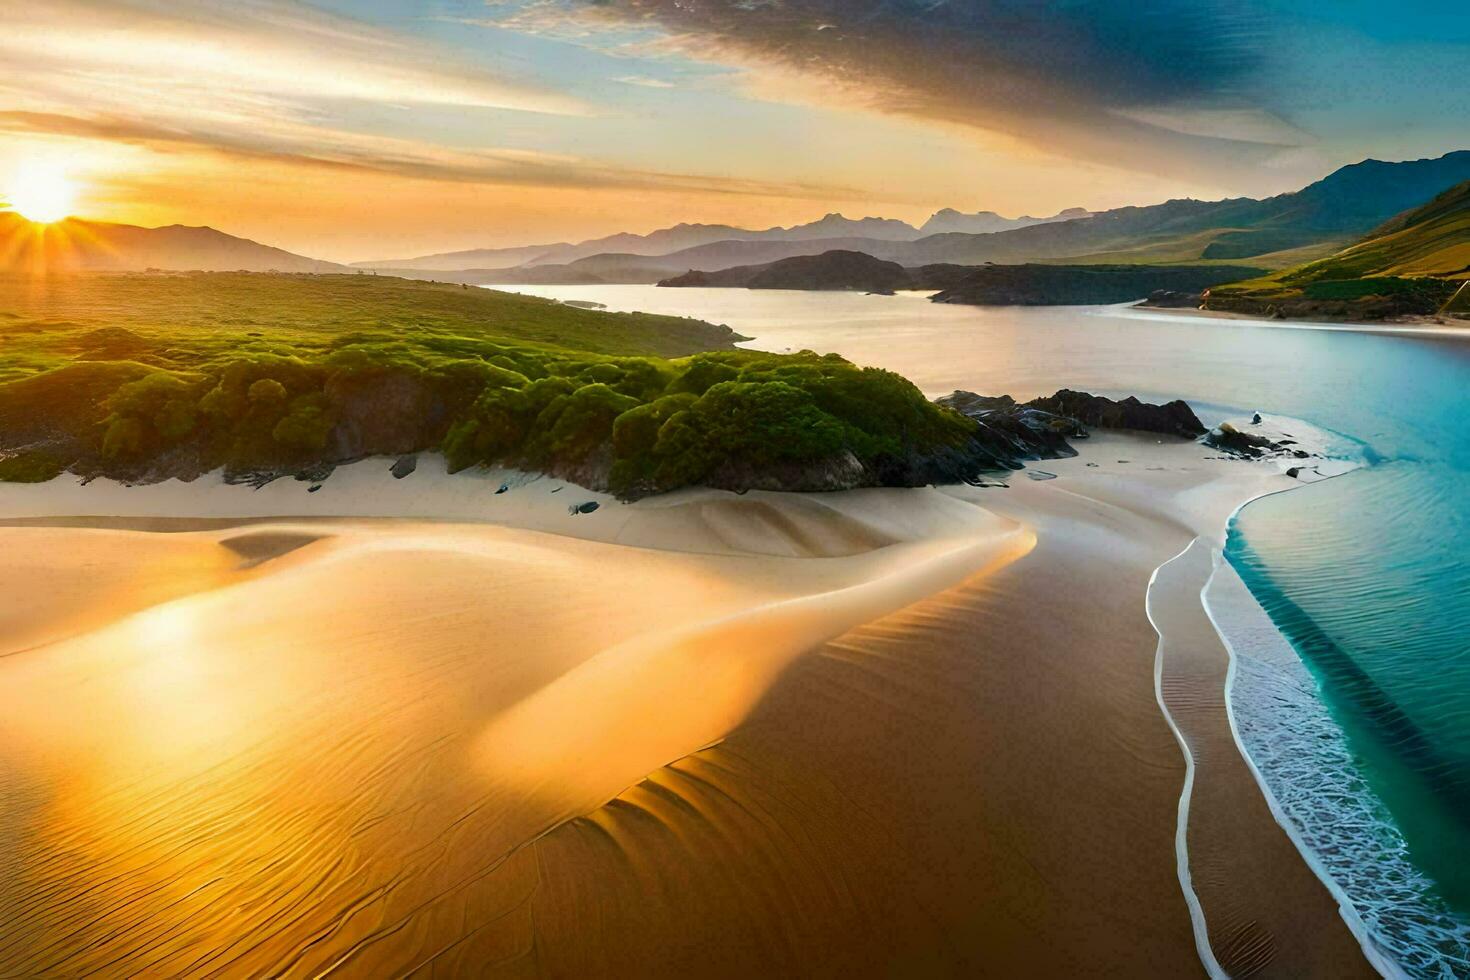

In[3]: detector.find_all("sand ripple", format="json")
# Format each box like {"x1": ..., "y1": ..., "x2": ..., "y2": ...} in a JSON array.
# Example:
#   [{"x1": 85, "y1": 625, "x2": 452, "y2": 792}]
[{"x1": 0, "y1": 499, "x2": 1021, "y2": 977}]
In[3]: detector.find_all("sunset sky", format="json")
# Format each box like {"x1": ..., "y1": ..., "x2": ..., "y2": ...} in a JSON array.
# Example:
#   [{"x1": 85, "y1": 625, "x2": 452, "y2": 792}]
[{"x1": 2, "y1": 0, "x2": 1466, "y2": 262}]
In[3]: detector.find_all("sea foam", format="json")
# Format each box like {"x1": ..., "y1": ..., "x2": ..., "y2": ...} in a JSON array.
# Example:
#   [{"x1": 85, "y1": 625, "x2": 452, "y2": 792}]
[{"x1": 1207, "y1": 557, "x2": 1470, "y2": 979}]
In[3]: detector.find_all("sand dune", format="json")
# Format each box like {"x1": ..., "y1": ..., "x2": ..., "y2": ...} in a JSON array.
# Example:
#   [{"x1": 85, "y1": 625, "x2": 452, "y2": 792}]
[
  {"x1": 0, "y1": 487, "x2": 1024, "y2": 977},
  {"x1": 0, "y1": 433, "x2": 1374, "y2": 976}
]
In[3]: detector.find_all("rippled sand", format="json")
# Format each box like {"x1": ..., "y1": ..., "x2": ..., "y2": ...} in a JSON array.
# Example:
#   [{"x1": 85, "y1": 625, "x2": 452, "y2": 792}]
[
  {"x1": 0, "y1": 436, "x2": 1373, "y2": 976},
  {"x1": 0, "y1": 484, "x2": 1024, "y2": 976}
]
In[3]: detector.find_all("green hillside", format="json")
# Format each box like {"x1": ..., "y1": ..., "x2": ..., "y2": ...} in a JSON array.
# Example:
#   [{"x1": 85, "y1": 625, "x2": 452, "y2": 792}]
[
  {"x1": 1205, "y1": 181, "x2": 1470, "y2": 320},
  {"x1": 0, "y1": 272, "x2": 979, "y2": 498}
]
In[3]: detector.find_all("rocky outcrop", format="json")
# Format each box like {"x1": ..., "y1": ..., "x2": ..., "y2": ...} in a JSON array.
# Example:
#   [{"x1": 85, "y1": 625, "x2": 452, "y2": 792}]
[
  {"x1": 1025, "y1": 389, "x2": 1206, "y2": 438},
  {"x1": 1203, "y1": 422, "x2": 1312, "y2": 459},
  {"x1": 936, "y1": 392, "x2": 1085, "y2": 468}
]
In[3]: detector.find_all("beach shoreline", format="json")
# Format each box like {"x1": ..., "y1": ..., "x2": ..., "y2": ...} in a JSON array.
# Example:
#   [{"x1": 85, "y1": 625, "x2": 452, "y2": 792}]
[
  {"x1": 0, "y1": 428, "x2": 1378, "y2": 977},
  {"x1": 1126, "y1": 301, "x2": 1470, "y2": 339}
]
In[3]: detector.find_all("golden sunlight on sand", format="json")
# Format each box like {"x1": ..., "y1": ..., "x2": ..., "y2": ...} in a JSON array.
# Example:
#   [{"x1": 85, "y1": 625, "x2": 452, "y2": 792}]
[
  {"x1": 0, "y1": 436, "x2": 1371, "y2": 976},
  {"x1": 0, "y1": 490, "x2": 1024, "y2": 976}
]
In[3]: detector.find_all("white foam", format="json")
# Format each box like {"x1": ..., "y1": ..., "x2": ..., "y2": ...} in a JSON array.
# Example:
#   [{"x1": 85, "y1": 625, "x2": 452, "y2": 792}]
[{"x1": 1205, "y1": 558, "x2": 1470, "y2": 979}]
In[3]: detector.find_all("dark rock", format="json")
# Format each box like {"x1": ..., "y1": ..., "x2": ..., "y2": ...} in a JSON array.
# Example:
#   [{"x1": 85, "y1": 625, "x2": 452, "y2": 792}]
[
  {"x1": 568, "y1": 501, "x2": 600, "y2": 515},
  {"x1": 1026, "y1": 470, "x2": 1058, "y2": 481},
  {"x1": 1252, "y1": 412, "x2": 1263, "y2": 425},
  {"x1": 1203, "y1": 422, "x2": 1290, "y2": 458},
  {"x1": 294, "y1": 462, "x2": 335, "y2": 483},
  {"x1": 1286, "y1": 467, "x2": 1301, "y2": 479},
  {"x1": 307, "y1": 484, "x2": 322, "y2": 493},
  {"x1": 936, "y1": 391, "x2": 1085, "y2": 470},
  {"x1": 1143, "y1": 289, "x2": 1204, "y2": 308},
  {"x1": 390, "y1": 455, "x2": 417, "y2": 479},
  {"x1": 1025, "y1": 389, "x2": 1206, "y2": 438},
  {"x1": 496, "y1": 483, "x2": 509, "y2": 494}
]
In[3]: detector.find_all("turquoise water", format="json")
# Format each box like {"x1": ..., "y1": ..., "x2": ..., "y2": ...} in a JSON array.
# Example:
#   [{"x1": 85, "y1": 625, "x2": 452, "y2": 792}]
[{"x1": 500, "y1": 287, "x2": 1470, "y2": 972}]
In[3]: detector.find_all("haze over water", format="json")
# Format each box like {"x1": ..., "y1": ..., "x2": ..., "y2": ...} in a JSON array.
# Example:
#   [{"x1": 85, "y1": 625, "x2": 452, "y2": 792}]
[{"x1": 504, "y1": 284, "x2": 1470, "y2": 971}]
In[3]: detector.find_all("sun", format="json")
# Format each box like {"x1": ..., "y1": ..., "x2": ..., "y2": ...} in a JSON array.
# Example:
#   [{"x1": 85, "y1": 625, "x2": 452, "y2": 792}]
[{"x1": 4, "y1": 163, "x2": 79, "y2": 224}]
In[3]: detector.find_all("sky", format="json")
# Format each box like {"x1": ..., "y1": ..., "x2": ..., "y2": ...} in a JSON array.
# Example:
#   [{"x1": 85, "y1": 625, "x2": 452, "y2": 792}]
[{"x1": 0, "y1": 0, "x2": 1465, "y2": 262}]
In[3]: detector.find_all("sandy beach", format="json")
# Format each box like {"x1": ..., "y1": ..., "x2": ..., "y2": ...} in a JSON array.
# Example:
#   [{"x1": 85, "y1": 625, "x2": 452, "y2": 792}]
[{"x1": 0, "y1": 431, "x2": 1377, "y2": 977}]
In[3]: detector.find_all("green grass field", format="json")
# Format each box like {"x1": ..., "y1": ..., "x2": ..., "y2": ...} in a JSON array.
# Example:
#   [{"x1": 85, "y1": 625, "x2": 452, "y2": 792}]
[
  {"x1": 0, "y1": 272, "x2": 742, "y2": 382},
  {"x1": 0, "y1": 272, "x2": 976, "y2": 497}
]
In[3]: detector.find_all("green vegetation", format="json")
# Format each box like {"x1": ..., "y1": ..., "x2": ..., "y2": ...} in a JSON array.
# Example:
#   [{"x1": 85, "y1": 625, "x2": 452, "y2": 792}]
[
  {"x1": 0, "y1": 271, "x2": 979, "y2": 497},
  {"x1": 0, "y1": 450, "x2": 64, "y2": 483},
  {"x1": 1206, "y1": 180, "x2": 1470, "y2": 320}
]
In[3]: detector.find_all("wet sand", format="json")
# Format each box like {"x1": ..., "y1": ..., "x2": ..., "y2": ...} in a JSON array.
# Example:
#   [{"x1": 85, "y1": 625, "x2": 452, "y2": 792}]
[{"x1": 0, "y1": 435, "x2": 1375, "y2": 976}]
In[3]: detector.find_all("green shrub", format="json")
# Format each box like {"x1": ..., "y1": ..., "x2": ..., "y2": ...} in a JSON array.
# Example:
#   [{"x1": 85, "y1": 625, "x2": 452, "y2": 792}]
[
  {"x1": 272, "y1": 392, "x2": 338, "y2": 451},
  {"x1": 667, "y1": 356, "x2": 739, "y2": 396},
  {"x1": 0, "y1": 451, "x2": 64, "y2": 483},
  {"x1": 0, "y1": 286, "x2": 979, "y2": 497},
  {"x1": 102, "y1": 417, "x2": 146, "y2": 458},
  {"x1": 249, "y1": 378, "x2": 288, "y2": 405}
]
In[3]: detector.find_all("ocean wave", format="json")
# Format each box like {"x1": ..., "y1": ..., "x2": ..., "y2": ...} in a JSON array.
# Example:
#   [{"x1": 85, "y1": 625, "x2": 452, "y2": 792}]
[{"x1": 1207, "y1": 558, "x2": 1470, "y2": 979}]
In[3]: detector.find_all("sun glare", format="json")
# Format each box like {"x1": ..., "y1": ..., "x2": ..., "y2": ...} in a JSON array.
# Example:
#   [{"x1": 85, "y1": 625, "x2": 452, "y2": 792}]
[{"x1": 4, "y1": 163, "x2": 78, "y2": 224}]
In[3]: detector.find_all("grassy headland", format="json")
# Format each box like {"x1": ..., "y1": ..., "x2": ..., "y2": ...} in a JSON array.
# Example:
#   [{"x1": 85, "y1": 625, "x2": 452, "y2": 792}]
[
  {"x1": 1204, "y1": 180, "x2": 1470, "y2": 320},
  {"x1": 0, "y1": 272, "x2": 981, "y2": 497}
]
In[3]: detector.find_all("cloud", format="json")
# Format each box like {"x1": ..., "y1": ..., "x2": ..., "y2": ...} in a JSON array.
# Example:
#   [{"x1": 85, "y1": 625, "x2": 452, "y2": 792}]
[
  {"x1": 0, "y1": 0, "x2": 858, "y2": 200},
  {"x1": 0, "y1": 110, "x2": 852, "y2": 199},
  {"x1": 1, "y1": 0, "x2": 589, "y2": 117},
  {"x1": 497, "y1": 0, "x2": 1309, "y2": 180},
  {"x1": 615, "y1": 76, "x2": 677, "y2": 88}
]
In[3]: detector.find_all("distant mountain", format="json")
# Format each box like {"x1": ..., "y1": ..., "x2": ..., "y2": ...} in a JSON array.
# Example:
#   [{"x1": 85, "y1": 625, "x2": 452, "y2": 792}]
[
  {"x1": 781, "y1": 213, "x2": 921, "y2": 242},
  {"x1": 919, "y1": 206, "x2": 1091, "y2": 236},
  {"x1": 354, "y1": 152, "x2": 1470, "y2": 285},
  {"x1": 353, "y1": 242, "x2": 573, "y2": 272},
  {"x1": 477, "y1": 153, "x2": 1470, "y2": 284},
  {"x1": 356, "y1": 213, "x2": 928, "y2": 272},
  {"x1": 905, "y1": 150, "x2": 1470, "y2": 267},
  {"x1": 1205, "y1": 178, "x2": 1470, "y2": 320},
  {"x1": 0, "y1": 214, "x2": 346, "y2": 273}
]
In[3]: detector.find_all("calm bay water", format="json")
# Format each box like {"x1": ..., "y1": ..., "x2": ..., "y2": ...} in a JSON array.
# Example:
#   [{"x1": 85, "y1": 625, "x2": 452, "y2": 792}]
[{"x1": 504, "y1": 285, "x2": 1470, "y2": 974}]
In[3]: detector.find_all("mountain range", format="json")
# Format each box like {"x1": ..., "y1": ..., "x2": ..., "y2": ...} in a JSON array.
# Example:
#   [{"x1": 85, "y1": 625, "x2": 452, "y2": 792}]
[
  {"x1": 354, "y1": 208, "x2": 1091, "y2": 272},
  {"x1": 5, "y1": 152, "x2": 1468, "y2": 293},
  {"x1": 919, "y1": 206, "x2": 1092, "y2": 236},
  {"x1": 366, "y1": 152, "x2": 1470, "y2": 284},
  {"x1": 0, "y1": 214, "x2": 345, "y2": 274}
]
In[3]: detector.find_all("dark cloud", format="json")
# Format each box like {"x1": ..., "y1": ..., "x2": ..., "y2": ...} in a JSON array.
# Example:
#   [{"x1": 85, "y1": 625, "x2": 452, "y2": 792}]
[{"x1": 531, "y1": 0, "x2": 1296, "y2": 178}]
